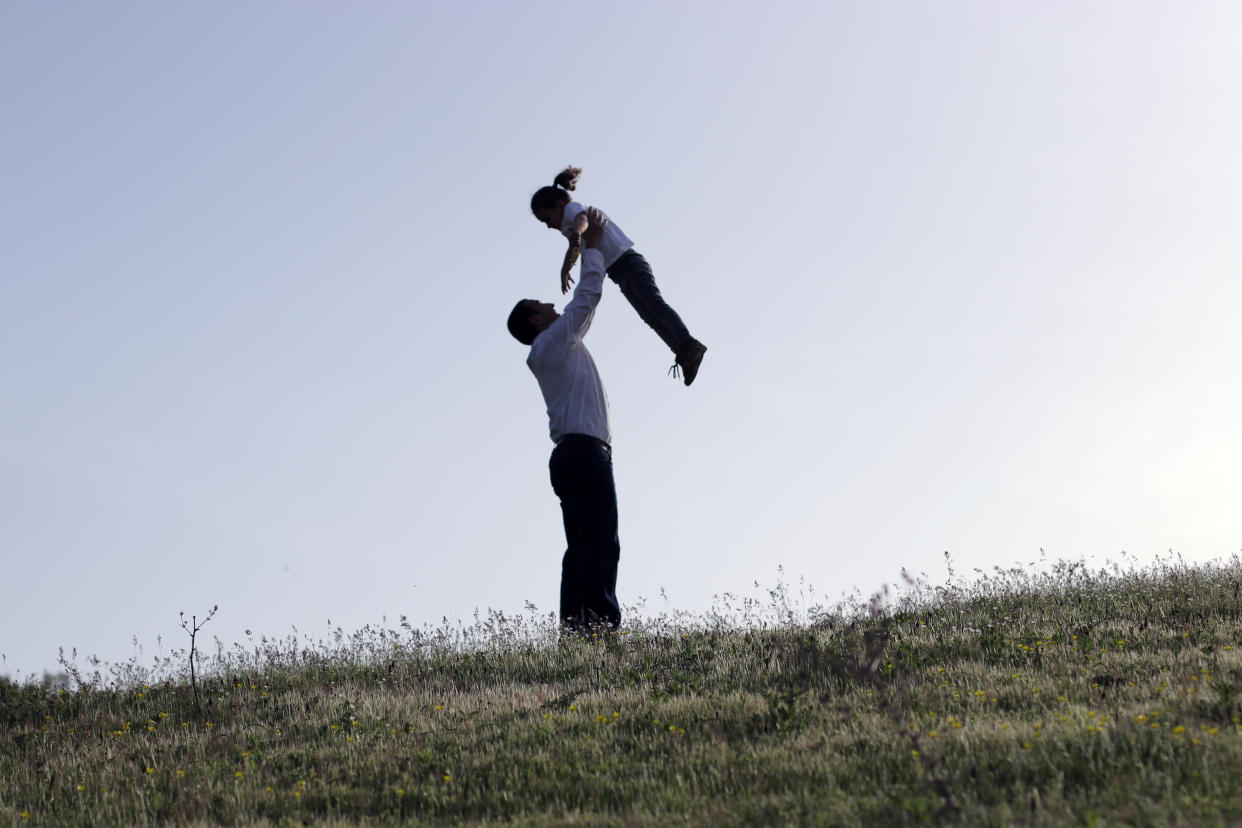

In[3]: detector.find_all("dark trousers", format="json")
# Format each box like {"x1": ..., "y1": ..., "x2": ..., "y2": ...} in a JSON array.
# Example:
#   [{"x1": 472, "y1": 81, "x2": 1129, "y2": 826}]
[
  {"x1": 608, "y1": 250, "x2": 691, "y2": 354},
  {"x1": 549, "y1": 434, "x2": 621, "y2": 630}
]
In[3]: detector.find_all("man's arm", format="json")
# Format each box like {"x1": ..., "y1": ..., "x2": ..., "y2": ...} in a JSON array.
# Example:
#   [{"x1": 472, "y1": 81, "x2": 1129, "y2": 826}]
[{"x1": 555, "y1": 208, "x2": 609, "y2": 345}]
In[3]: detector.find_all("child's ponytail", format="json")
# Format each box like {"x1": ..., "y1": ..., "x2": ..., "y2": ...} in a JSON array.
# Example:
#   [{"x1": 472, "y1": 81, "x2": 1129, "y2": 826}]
[
  {"x1": 553, "y1": 165, "x2": 582, "y2": 191},
  {"x1": 530, "y1": 165, "x2": 583, "y2": 214}
]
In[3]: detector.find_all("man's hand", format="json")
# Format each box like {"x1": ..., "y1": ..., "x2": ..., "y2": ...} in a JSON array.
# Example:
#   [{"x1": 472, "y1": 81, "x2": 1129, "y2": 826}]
[{"x1": 582, "y1": 207, "x2": 608, "y2": 250}]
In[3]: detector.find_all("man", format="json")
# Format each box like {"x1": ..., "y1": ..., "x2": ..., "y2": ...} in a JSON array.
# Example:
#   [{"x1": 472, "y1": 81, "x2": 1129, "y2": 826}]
[{"x1": 507, "y1": 207, "x2": 621, "y2": 632}]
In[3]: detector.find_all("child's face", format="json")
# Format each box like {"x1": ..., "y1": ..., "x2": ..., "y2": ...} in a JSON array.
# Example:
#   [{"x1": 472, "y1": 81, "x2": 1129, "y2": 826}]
[{"x1": 534, "y1": 202, "x2": 565, "y2": 230}]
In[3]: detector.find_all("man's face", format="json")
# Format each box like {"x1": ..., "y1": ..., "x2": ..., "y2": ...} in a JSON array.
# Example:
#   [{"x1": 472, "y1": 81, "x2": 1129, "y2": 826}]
[{"x1": 527, "y1": 300, "x2": 558, "y2": 329}]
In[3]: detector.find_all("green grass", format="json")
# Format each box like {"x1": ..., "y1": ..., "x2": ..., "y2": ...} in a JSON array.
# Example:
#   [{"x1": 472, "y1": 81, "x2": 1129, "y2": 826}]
[{"x1": 4, "y1": 555, "x2": 1242, "y2": 826}]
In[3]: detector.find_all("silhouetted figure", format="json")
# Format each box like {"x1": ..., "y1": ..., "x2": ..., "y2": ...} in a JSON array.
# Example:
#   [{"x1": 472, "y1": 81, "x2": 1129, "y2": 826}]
[{"x1": 507, "y1": 207, "x2": 621, "y2": 632}]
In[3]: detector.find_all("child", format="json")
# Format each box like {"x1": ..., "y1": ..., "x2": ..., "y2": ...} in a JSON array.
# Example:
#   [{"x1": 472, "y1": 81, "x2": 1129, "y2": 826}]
[{"x1": 530, "y1": 166, "x2": 707, "y2": 387}]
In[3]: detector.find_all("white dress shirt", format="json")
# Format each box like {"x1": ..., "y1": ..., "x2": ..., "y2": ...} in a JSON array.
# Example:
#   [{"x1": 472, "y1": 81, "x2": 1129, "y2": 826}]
[
  {"x1": 561, "y1": 202, "x2": 634, "y2": 269},
  {"x1": 527, "y1": 247, "x2": 612, "y2": 446}
]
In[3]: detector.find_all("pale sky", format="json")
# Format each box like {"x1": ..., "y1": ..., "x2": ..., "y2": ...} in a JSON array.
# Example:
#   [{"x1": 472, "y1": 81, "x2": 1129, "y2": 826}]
[{"x1": 3, "y1": 1, "x2": 1240, "y2": 680}]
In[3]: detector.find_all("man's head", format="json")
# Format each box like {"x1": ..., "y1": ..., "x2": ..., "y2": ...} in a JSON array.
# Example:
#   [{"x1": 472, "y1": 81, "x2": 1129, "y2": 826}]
[{"x1": 507, "y1": 299, "x2": 558, "y2": 345}]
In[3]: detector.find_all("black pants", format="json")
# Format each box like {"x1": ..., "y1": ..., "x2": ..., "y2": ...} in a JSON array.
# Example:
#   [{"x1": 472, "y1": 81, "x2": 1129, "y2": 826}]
[
  {"x1": 549, "y1": 434, "x2": 621, "y2": 630},
  {"x1": 608, "y1": 250, "x2": 691, "y2": 354}
]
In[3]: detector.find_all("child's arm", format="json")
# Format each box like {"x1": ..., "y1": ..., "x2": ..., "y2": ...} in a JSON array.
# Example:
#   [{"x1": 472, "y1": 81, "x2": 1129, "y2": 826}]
[
  {"x1": 558, "y1": 208, "x2": 591, "y2": 293},
  {"x1": 556, "y1": 208, "x2": 610, "y2": 346},
  {"x1": 560, "y1": 237, "x2": 580, "y2": 294}
]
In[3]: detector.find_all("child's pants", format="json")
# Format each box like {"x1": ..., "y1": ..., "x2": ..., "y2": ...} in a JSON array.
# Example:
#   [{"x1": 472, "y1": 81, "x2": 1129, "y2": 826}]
[{"x1": 607, "y1": 250, "x2": 691, "y2": 353}]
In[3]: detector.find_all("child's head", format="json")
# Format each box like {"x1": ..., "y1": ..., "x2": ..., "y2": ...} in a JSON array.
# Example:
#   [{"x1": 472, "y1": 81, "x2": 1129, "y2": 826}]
[{"x1": 530, "y1": 166, "x2": 582, "y2": 229}]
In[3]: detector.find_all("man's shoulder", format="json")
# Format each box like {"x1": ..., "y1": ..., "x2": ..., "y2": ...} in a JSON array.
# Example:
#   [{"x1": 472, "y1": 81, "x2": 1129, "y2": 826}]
[
  {"x1": 531, "y1": 316, "x2": 588, "y2": 358},
  {"x1": 529, "y1": 322, "x2": 563, "y2": 356}
]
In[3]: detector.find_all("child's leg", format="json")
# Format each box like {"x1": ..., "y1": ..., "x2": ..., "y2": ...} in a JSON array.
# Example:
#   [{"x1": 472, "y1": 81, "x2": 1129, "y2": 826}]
[{"x1": 607, "y1": 251, "x2": 691, "y2": 353}]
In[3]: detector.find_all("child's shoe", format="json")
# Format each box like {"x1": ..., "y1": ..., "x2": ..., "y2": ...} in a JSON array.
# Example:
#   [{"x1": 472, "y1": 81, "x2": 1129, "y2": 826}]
[{"x1": 672, "y1": 338, "x2": 707, "y2": 387}]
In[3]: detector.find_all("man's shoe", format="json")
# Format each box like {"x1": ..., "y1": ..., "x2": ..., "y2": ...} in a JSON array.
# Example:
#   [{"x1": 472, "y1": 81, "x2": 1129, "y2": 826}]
[{"x1": 673, "y1": 338, "x2": 707, "y2": 387}]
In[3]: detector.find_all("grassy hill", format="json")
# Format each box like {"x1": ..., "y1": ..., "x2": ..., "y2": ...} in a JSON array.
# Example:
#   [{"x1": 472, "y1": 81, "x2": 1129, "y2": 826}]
[{"x1": 3, "y1": 555, "x2": 1242, "y2": 826}]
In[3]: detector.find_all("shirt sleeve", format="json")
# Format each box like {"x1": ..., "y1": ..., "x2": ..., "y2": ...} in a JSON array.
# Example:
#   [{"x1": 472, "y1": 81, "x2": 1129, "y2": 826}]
[
  {"x1": 552, "y1": 248, "x2": 606, "y2": 346},
  {"x1": 560, "y1": 202, "x2": 586, "y2": 240}
]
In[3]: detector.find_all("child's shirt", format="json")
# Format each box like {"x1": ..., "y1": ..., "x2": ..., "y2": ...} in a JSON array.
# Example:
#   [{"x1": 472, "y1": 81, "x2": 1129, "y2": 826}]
[{"x1": 561, "y1": 201, "x2": 634, "y2": 269}]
